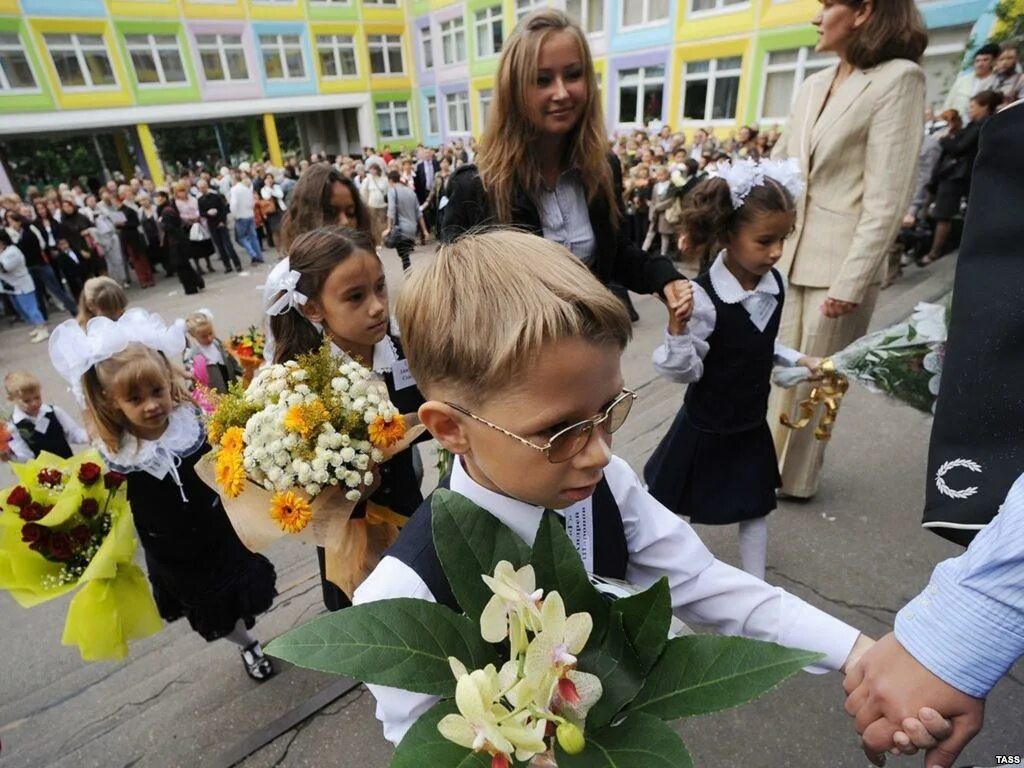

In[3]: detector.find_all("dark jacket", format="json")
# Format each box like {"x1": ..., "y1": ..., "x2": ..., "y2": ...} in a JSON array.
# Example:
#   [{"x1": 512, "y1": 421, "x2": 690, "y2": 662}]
[
  {"x1": 198, "y1": 191, "x2": 230, "y2": 227},
  {"x1": 936, "y1": 117, "x2": 988, "y2": 184},
  {"x1": 413, "y1": 159, "x2": 441, "y2": 204},
  {"x1": 438, "y1": 155, "x2": 682, "y2": 296}
]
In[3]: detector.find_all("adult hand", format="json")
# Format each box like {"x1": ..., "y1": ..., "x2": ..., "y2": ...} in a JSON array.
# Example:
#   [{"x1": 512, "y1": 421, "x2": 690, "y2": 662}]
[
  {"x1": 902, "y1": 214, "x2": 916, "y2": 228},
  {"x1": 843, "y1": 633, "x2": 985, "y2": 767},
  {"x1": 820, "y1": 297, "x2": 858, "y2": 318},
  {"x1": 662, "y1": 279, "x2": 693, "y2": 323}
]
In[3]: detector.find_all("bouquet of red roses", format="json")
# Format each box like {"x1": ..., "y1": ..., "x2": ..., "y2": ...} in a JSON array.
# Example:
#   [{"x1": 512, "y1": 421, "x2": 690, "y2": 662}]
[{"x1": 0, "y1": 450, "x2": 162, "y2": 660}]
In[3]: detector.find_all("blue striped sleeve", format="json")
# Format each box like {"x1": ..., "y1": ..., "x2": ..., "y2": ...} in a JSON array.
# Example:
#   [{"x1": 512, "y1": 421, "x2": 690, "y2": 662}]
[{"x1": 894, "y1": 473, "x2": 1024, "y2": 698}]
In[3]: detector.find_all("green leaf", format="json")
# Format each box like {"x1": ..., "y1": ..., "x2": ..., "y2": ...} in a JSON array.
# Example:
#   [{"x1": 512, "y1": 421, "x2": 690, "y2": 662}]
[
  {"x1": 628, "y1": 635, "x2": 824, "y2": 719},
  {"x1": 265, "y1": 598, "x2": 497, "y2": 696},
  {"x1": 611, "y1": 577, "x2": 670, "y2": 674},
  {"x1": 390, "y1": 699, "x2": 491, "y2": 768},
  {"x1": 432, "y1": 488, "x2": 531, "y2": 622},
  {"x1": 555, "y1": 712, "x2": 693, "y2": 768},
  {"x1": 906, "y1": 324, "x2": 917, "y2": 342},
  {"x1": 577, "y1": 613, "x2": 645, "y2": 729},
  {"x1": 531, "y1": 511, "x2": 609, "y2": 641}
]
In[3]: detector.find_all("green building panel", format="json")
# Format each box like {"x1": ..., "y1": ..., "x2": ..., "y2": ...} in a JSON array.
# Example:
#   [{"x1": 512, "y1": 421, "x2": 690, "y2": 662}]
[
  {"x1": 466, "y1": 0, "x2": 502, "y2": 78},
  {"x1": 307, "y1": 1, "x2": 360, "y2": 21},
  {"x1": 111, "y1": 19, "x2": 201, "y2": 107},
  {"x1": 0, "y1": 17, "x2": 55, "y2": 113},
  {"x1": 372, "y1": 88, "x2": 419, "y2": 151},
  {"x1": 743, "y1": 26, "x2": 819, "y2": 125}
]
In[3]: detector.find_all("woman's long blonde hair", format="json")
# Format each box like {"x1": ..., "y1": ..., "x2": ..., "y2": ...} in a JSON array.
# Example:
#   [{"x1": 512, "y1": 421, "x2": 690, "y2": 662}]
[{"x1": 476, "y1": 9, "x2": 617, "y2": 226}]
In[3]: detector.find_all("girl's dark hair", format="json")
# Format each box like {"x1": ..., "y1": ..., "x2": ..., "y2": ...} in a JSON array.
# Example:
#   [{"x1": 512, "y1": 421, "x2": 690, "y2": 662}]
[
  {"x1": 0, "y1": 229, "x2": 12, "y2": 247},
  {"x1": 970, "y1": 90, "x2": 1002, "y2": 115},
  {"x1": 270, "y1": 225, "x2": 377, "y2": 364},
  {"x1": 279, "y1": 166, "x2": 374, "y2": 253},
  {"x1": 682, "y1": 176, "x2": 796, "y2": 254}
]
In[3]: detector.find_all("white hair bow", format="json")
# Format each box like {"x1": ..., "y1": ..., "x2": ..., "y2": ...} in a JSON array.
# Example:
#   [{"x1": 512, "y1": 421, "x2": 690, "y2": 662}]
[
  {"x1": 48, "y1": 308, "x2": 187, "y2": 404},
  {"x1": 717, "y1": 157, "x2": 804, "y2": 209},
  {"x1": 264, "y1": 269, "x2": 308, "y2": 316}
]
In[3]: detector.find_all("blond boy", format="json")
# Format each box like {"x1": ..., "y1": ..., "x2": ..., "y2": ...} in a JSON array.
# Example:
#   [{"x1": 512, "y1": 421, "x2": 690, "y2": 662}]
[{"x1": 4, "y1": 370, "x2": 88, "y2": 460}]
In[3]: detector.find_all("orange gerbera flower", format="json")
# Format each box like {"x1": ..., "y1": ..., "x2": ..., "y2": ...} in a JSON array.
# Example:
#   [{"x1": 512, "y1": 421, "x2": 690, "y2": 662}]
[
  {"x1": 269, "y1": 491, "x2": 313, "y2": 534},
  {"x1": 368, "y1": 413, "x2": 406, "y2": 448},
  {"x1": 215, "y1": 451, "x2": 246, "y2": 498},
  {"x1": 283, "y1": 401, "x2": 330, "y2": 440},
  {"x1": 220, "y1": 426, "x2": 245, "y2": 454}
]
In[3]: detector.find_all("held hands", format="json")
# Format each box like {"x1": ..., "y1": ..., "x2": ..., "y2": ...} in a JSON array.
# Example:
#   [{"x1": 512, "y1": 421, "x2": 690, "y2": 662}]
[
  {"x1": 662, "y1": 279, "x2": 694, "y2": 325},
  {"x1": 843, "y1": 633, "x2": 984, "y2": 767},
  {"x1": 820, "y1": 297, "x2": 858, "y2": 318}
]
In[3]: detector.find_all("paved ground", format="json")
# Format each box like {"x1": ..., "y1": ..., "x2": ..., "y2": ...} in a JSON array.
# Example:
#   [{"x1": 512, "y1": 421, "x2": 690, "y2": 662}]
[{"x1": 0, "y1": 245, "x2": 1021, "y2": 768}]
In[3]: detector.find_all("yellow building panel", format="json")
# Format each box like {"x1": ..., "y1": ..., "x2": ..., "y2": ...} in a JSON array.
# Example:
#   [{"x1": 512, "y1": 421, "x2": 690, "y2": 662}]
[
  {"x1": 677, "y1": 4, "x2": 756, "y2": 42},
  {"x1": 369, "y1": 73, "x2": 413, "y2": 90},
  {"x1": 181, "y1": 0, "x2": 246, "y2": 18},
  {"x1": 759, "y1": 0, "x2": 819, "y2": 30},
  {"x1": 668, "y1": 36, "x2": 752, "y2": 132},
  {"x1": 27, "y1": 18, "x2": 134, "y2": 110},
  {"x1": 249, "y1": 0, "x2": 307, "y2": 20},
  {"x1": 593, "y1": 57, "x2": 607, "y2": 113},
  {"x1": 106, "y1": 0, "x2": 180, "y2": 18},
  {"x1": 311, "y1": 23, "x2": 372, "y2": 92},
  {"x1": 360, "y1": 1, "x2": 406, "y2": 23},
  {"x1": 0, "y1": 0, "x2": 21, "y2": 13}
]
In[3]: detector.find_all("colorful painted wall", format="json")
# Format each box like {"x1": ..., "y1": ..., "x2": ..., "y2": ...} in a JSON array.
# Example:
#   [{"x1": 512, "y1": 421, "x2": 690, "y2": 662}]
[{"x1": 0, "y1": 0, "x2": 986, "y2": 177}]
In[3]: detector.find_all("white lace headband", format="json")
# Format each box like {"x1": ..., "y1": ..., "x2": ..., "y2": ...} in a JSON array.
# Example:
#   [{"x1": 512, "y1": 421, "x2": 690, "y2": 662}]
[
  {"x1": 716, "y1": 158, "x2": 804, "y2": 210},
  {"x1": 48, "y1": 308, "x2": 187, "y2": 404},
  {"x1": 264, "y1": 268, "x2": 308, "y2": 316}
]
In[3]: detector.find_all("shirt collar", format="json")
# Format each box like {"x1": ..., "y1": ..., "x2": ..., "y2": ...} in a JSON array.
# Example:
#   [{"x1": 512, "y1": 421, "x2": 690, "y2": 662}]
[
  {"x1": 12, "y1": 404, "x2": 49, "y2": 423},
  {"x1": 329, "y1": 333, "x2": 399, "y2": 374},
  {"x1": 708, "y1": 250, "x2": 779, "y2": 304}
]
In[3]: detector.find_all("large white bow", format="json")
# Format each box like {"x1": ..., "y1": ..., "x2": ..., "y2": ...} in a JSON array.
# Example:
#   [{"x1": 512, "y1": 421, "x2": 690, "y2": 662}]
[
  {"x1": 48, "y1": 307, "x2": 187, "y2": 404},
  {"x1": 264, "y1": 268, "x2": 308, "y2": 317},
  {"x1": 716, "y1": 157, "x2": 805, "y2": 210}
]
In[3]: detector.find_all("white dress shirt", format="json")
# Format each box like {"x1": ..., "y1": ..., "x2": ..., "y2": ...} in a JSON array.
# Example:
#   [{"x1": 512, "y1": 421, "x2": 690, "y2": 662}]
[
  {"x1": 653, "y1": 251, "x2": 804, "y2": 384},
  {"x1": 354, "y1": 454, "x2": 861, "y2": 744},
  {"x1": 6, "y1": 403, "x2": 90, "y2": 461},
  {"x1": 229, "y1": 183, "x2": 256, "y2": 220}
]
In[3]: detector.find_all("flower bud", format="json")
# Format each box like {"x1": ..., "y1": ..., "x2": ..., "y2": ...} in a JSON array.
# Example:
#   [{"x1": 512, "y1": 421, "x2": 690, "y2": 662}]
[
  {"x1": 556, "y1": 722, "x2": 585, "y2": 755},
  {"x1": 490, "y1": 753, "x2": 510, "y2": 768}
]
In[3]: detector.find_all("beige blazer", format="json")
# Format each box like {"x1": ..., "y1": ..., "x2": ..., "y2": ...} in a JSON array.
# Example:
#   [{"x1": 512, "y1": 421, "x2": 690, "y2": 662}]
[{"x1": 773, "y1": 58, "x2": 925, "y2": 304}]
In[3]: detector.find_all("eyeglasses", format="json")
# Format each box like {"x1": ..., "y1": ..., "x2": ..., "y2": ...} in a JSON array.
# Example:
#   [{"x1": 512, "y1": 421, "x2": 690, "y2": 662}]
[{"x1": 444, "y1": 390, "x2": 637, "y2": 464}]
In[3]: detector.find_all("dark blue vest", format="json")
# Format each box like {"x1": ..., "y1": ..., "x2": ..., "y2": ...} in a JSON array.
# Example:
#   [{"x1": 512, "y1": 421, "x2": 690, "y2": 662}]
[
  {"x1": 16, "y1": 411, "x2": 73, "y2": 459},
  {"x1": 388, "y1": 475, "x2": 629, "y2": 612}
]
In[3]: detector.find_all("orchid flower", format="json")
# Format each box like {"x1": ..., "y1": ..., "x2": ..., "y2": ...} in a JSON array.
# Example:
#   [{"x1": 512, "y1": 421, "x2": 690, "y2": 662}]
[{"x1": 479, "y1": 561, "x2": 544, "y2": 644}]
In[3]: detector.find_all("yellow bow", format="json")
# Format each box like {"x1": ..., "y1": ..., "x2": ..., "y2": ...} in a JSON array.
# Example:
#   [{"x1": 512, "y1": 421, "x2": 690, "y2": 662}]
[{"x1": 779, "y1": 359, "x2": 849, "y2": 441}]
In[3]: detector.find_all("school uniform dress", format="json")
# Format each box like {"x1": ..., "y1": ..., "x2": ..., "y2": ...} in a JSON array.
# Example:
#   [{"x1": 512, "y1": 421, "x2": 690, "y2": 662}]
[
  {"x1": 644, "y1": 253, "x2": 803, "y2": 525},
  {"x1": 103, "y1": 406, "x2": 276, "y2": 641},
  {"x1": 7, "y1": 403, "x2": 89, "y2": 461},
  {"x1": 353, "y1": 454, "x2": 860, "y2": 745},
  {"x1": 317, "y1": 333, "x2": 427, "y2": 611}
]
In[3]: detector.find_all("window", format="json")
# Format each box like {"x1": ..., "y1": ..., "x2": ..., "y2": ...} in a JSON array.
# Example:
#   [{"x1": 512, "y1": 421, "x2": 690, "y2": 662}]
[
  {"x1": 621, "y1": 0, "x2": 669, "y2": 28},
  {"x1": 478, "y1": 88, "x2": 493, "y2": 129},
  {"x1": 420, "y1": 26, "x2": 433, "y2": 70},
  {"x1": 617, "y1": 65, "x2": 664, "y2": 125},
  {"x1": 426, "y1": 94, "x2": 439, "y2": 134},
  {"x1": 316, "y1": 34, "x2": 358, "y2": 78},
  {"x1": 364, "y1": 0, "x2": 398, "y2": 5},
  {"x1": 446, "y1": 90, "x2": 470, "y2": 132},
  {"x1": 516, "y1": 0, "x2": 544, "y2": 20},
  {"x1": 45, "y1": 33, "x2": 116, "y2": 89},
  {"x1": 124, "y1": 33, "x2": 186, "y2": 86},
  {"x1": 259, "y1": 34, "x2": 306, "y2": 80},
  {"x1": 367, "y1": 34, "x2": 404, "y2": 74},
  {"x1": 309, "y1": 0, "x2": 352, "y2": 4},
  {"x1": 690, "y1": 0, "x2": 747, "y2": 13},
  {"x1": 196, "y1": 33, "x2": 249, "y2": 82},
  {"x1": 760, "y1": 47, "x2": 834, "y2": 120},
  {"x1": 474, "y1": 6, "x2": 503, "y2": 59},
  {"x1": 566, "y1": 0, "x2": 604, "y2": 33},
  {"x1": 440, "y1": 17, "x2": 466, "y2": 65},
  {"x1": 0, "y1": 32, "x2": 37, "y2": 91},
  {"x1": 681, "y1": 56, "x2": 742, "y2": 122},
  {"x1": 376, "y1": 100, "x2": 411, "y2": 138}
]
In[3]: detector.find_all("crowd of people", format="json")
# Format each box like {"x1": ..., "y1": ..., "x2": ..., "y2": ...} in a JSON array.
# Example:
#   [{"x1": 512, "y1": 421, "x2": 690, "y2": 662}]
[{"x1": 1, "y1": 2, "x2": 1021, "y2": 765}]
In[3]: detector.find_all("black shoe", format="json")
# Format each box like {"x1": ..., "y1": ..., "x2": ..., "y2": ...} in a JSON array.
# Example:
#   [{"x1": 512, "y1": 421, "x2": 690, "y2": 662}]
[
  {"x1": 224, "y1": 267, "x2": 234, "y2": 274},
  {"x1": 240, "y1": 641, "x2": 275, "y2": 681}
]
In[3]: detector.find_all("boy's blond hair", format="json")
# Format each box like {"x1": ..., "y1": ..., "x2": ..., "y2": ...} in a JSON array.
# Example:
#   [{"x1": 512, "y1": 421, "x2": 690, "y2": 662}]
[
  {"x1": 4, "y1": 370, "x2": 40, "y2": 398},
  {"x1": 185, "y1": 311, "x2": 214, "y2": 336},
  {"x1": 78, "y1": 276, "x2": 128, "y2": 328},
  {"x1": 395, "y1": 230, "x2": 631, "y2": 403}
]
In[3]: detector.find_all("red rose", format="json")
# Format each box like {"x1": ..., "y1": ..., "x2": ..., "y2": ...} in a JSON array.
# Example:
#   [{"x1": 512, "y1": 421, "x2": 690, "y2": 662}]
[
  {"x1": 80, "y1": 498, "x2": 100, "y2": 519},
  {"x1": 71, "y1": 525, "x2": 92, "y2": 546},
  {"x1": 20, "y1": 522, "x2": 49, "y2": 545},
  {"x1": 19, "y1": 501, "x2": 52, "y2": 522},
  {"x1": 36, "y1": 468, "x2": 63, "y2": 487},
  {"x1": 48, "y1": 532, "x2": 73, "y2": 561},
  {"x1": 104, "y1": 471, "x2": 127, "y2": 490},
  {"x1": 6, "y1": 486, "x2": 31, "y2": 508},
  {"x1": 77, "y1": 462, "x2": 102, "y2": 486}
]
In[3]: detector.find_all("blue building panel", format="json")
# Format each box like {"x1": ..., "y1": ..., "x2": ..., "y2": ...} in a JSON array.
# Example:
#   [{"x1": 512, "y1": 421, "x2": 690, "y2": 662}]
[
  {"x1": 919, "y1": 0, "x2": 993, "y2": 30},
  {"x1": 607, "y1": 0, "x2": 674, "y2": 53},
  {"x1": 20, "y1": 0, "x2": 107, "y2": 15},
  {"x1": 250, "y1": 21, "x2": 317, "y2": 98}
]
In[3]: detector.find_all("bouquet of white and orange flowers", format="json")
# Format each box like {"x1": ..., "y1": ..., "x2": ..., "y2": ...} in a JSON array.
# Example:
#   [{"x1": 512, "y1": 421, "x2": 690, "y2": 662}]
[{"x1": 198, "y1": 342, "x2": 422, "y2": 595}]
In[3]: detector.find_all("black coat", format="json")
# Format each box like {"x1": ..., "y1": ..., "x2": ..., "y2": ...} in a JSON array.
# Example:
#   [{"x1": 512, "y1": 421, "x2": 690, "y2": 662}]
[
  {"x1": 923, "y1": 104, "x2": 1022, "y2": 545},
  {"x1": 437, "y1": 155, "x2": 681, "y2": 297},
  {"x1": 198, "y1": 191, "x2": 229, "y2": 227},
  {"x1": 935, "y1": 117, "x2": 987, "y2": 184},
  {"x1": 413, "y1": 159, "x2": 440, "y2": 204}
]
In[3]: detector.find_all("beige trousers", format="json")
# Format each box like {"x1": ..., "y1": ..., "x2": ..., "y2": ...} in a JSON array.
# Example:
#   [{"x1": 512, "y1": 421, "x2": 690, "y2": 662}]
[{"x1": 769, "y1": 284, "x2": 880, "y2": 498}]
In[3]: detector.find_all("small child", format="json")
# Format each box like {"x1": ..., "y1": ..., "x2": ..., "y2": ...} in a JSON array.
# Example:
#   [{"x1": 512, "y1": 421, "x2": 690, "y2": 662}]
[
  {"x1": 48, "y1": 309, "x2": 278, "y2": 681},
  {"x1": 77, "y1": 276, "x2": 128, "y2": 327},
  {"x1": 184, "y1": 310, "x2": 243, "y2": 394},
  {"x1": 267, "y1": 226, "x2": 427, "y2": 611},
  {"x1": 54, "y1": 236, "x2": 87, "y2": 302},
  {"x1": 3, "y1": 370, "x2": 88, "y2": 461},
  {"x1": 644, "y1": 160, "x2": 818, "y2": 580}
]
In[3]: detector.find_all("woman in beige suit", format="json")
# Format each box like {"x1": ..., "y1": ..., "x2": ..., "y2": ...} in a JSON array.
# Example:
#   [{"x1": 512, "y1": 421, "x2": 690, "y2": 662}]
[{"x1": 770, "y1": 0, "x2": 927, "y2": 498}]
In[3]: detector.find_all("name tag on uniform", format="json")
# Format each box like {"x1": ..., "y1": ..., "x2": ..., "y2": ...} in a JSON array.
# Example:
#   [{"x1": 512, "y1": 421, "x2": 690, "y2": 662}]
[
  {"x1": 746, "y1": 295, "x2": 777, "y2": 332},
  {"x1": 34, "y1": 414, "x2": 50, "y2": 434},
  {"x1": 563, "y1": 500, "x2": 594, "y2": 573},
  {"x1": 391, "y1": 359, "x2": 417, "y2": 391}
]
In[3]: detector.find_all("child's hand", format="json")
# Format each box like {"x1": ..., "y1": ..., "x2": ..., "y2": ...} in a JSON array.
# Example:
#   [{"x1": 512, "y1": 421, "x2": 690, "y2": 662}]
[
  {"x1": 663, "y1": 279, "x2": 693, "y2": 324},
  {"x1": 797, "y1": 356, "x2": 824, "y2": 380}
]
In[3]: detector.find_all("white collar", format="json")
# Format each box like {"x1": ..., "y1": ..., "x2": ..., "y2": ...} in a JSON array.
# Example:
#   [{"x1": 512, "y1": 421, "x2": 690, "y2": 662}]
[
  {"x1": 12, "y1": 404, "x2": 51, "y2": 424},
  {"x1": 450, "y1": 457, "x2": 571, "y2": 548},
  {"x1": 707, "y1": 250, "x2": 779, "y2": 304},
  {"x1": 100, "y1": 405, "x2": 205, "y2": 481},
  {"x1": 329, "y1": 334, "x2": 399, "y2": 375}
]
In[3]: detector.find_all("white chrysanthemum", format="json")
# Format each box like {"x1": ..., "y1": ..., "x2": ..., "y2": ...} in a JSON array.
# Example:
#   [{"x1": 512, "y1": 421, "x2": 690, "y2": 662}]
[
  {"x1": 363, "y1": 471, "x2": 375, "y2": 486},
  {"x1": 344, "y1": 471, "x2": 361, "y2": 488},
  {"x1": 345, "y1": 489, "x2": 361, "y2": 502}
]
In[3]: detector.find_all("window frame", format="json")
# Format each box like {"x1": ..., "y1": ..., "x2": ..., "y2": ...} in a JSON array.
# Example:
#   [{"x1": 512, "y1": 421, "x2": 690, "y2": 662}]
[
  {"x1": 757, "y1": 46, "x2": 834, "y2": 122},
  {"x1": 620, "y1": 0, "x2": 671, "y2": 31},
  {"x1": 124, "y1": 32, "x2": 188, "y2": 88},
  {"x1": 367, "y1": 33, "x2": 405, "y2": 75},
  {"x1": 425, "y1": 94, "x2": 440, "y2": 134},
  {"x1": 473, "y1": 5, "x2": 503, "y2": 60},
  {"x1": 419, "y1": 25, "x2": 434, "y2": 70},
  {"x1": 686, "y1": 0, "x2": 750, "y2": 19},
  {"x1": 616, "y1": 64, "x2": 665, "y2": 126},
  {"x1": 258, "y1": 32, "x2": 307, "y2": 81},
  {"x1": 376, "y1": 99, "x2": 412, "y2": 139},
  {"x1": 195, "y1": 32, "x2": 251, "y2": 84},
  {"x1": 44, "y1": 32, "x2": 119, "y2": 91},
  {"x1": 439, "y1": 16, "x2": 466, "y2": 66},
  {"x1": 445, "y1": 90, "x2": 471, "y2": 133},
  {"x1": 566, "y1": 0, "x2": 605, "y2": 34},
  {"x1": 515, "y1": 0, "x2": 545, "y2": 21},
  {"x1": 316, "y1": 33, "x2": 359, "y2": 79},
  {"x1": 478, "y1": 87, "x2": 493, "y2": 130},
  {"x1": 680, "y1": 55, "x2": 743, "y2": 125},
  {"x1": 0, "y1": 31, "x2": 40, "y2": 93}
]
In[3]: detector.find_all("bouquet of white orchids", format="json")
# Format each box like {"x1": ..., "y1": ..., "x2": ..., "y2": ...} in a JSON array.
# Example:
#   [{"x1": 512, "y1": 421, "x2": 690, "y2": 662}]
[{"x1": 267, "y1": 491, "x2": 822, "y2": 767}]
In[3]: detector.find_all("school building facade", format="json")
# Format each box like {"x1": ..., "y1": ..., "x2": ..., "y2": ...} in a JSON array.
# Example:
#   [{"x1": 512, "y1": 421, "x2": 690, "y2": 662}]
[{"x1": 0, "y1": 0, "x2": 995, "y2": 190}]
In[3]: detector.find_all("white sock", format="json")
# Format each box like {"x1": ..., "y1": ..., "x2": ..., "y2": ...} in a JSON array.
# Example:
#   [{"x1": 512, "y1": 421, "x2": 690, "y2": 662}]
[
  {"x1": 225, "y1": 619, "x2": 257, "y2": 648},
  {"x1": 737, "y1": 517, "x2": 768, "y2": 580}
]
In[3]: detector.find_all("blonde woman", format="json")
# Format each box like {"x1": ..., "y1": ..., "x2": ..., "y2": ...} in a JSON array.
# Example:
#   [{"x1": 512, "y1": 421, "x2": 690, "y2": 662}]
[
  {"x1": 438, "y1": 9, "x2": 690, "y2": 321},
  {"x1": 769, "y1": 0, "x2": 927, "y2": 499}
]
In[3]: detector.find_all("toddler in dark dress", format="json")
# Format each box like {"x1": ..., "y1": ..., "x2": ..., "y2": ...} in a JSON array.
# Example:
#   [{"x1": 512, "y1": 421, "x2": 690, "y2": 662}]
[
  {"x1": 644, "y1": 159, "x2": 820, "y2": 579},
  {"x1": 49, "y1": 309, "x2": 278, "y2": 680}
]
